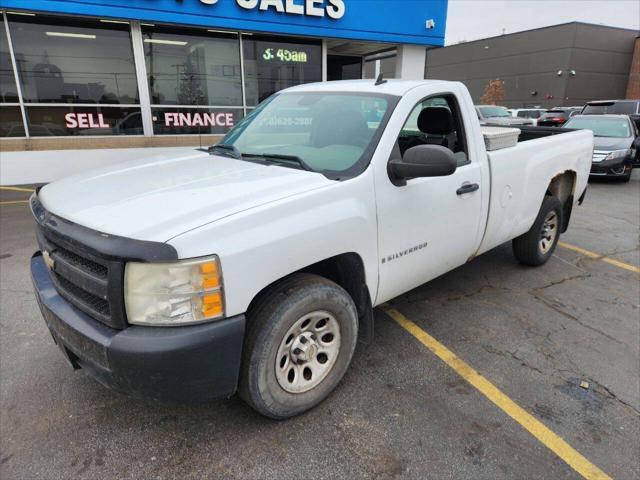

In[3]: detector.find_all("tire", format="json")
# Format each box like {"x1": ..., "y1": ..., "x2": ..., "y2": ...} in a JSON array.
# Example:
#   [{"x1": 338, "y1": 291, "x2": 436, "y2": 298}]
[
  {"x1": 512, "y1": 195, "x2": 563, "y2": 266},
  {"x1": 238, "y1": 273, "x2": 358, "y2": 419}
]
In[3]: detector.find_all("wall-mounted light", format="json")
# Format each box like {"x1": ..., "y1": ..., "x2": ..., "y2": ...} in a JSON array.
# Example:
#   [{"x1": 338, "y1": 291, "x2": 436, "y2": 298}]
[
  {"x1": 425, "y1": 19, "x2": 436, "y2": 29},
  {"x1": 557, "y1": 70, "x2": 563, "y2": 76},
  {"x1": 484, "y1": 45, "x2": 490, "y2": 49},
  {"x1": 530, "y1": 90, "x2": 538, "y2": 96},
  {"x1": 570, "y1": 70, "x2": 576, "y2": 76},
  {"x1": 46, "y1": 32, "x2": 96, "y2": 39}
]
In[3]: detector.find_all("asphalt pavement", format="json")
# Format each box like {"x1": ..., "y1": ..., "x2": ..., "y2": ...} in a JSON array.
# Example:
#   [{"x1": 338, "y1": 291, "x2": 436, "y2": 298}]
[{"x1": 0, "y1": 173, "x2": 638, "y2": 480}]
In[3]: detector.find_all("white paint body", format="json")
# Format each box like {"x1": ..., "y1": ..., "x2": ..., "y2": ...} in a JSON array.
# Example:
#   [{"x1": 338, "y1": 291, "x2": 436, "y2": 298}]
[{"x1": 37, "y1": 80, "x2": 593, "y2": 317}]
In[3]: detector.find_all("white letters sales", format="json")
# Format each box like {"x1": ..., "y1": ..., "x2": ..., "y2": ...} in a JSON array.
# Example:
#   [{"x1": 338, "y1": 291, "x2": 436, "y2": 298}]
[{"x1": 197, "y1": 0, "x2": 346, "y2": 19}]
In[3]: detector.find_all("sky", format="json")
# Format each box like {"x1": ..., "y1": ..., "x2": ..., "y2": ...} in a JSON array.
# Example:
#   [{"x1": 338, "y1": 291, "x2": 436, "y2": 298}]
[{"x1": 445, "y1": 0, "x2": 640, "y2": 45}]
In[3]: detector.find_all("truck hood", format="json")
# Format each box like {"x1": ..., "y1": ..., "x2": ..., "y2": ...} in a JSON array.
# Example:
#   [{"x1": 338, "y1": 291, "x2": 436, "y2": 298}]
[
  {"x1": 38, "y1": 148, "x2": 333, "y2": 242},
  {"x1": 593, "y1": 136, "x2": 633, "y2": 151}
]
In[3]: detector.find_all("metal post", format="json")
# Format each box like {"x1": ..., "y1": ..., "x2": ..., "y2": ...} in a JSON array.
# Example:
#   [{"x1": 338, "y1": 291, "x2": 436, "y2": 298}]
[
  {"x1": 239, "y1": 33, "x2": 247, "y2": 116},
  {"x1": 3, "y1": 12, "x2": 29, "y2": 138},
  {"x1": 322, "y1": 39, "x2": 327, "y2": 82},
  {"x1": 130, "y1": 21, "x2": 154, "y2": 136}
]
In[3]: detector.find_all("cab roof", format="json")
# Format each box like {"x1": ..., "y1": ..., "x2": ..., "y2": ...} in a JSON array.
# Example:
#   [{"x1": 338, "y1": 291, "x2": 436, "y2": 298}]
[{"x1": 282, "y1": 79, "x2": 460, "y2": 97}]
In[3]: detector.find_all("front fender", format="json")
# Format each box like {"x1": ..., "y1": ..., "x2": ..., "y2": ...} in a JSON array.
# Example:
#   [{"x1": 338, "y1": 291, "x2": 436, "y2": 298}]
[{"x1": 167, "y1": 171, "x2": 379, "y2": 317}]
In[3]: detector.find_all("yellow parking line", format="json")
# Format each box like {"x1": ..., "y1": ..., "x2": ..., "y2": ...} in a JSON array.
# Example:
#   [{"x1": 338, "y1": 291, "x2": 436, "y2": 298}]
[
  {"x1": 559, "y1": 241, "x2": 640, "y2": 274},
  {"x1": 0, "y1": 186, "x2": 35, "y2": 193},
  {"x1": 0, "y1": 200, "x2": 30, "y2": 205},
  {"x1": 382, "y1": 304, "x2": 612, "y2": 480}
]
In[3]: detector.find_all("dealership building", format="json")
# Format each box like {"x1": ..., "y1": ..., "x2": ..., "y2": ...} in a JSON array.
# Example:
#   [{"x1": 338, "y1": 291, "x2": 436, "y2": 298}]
[
  {"x1": 0, "y1": 0, "x2": 447, "y2": 184},
  {"x1": 425, "y1": 22, "x2": 639, "y2": 108}
]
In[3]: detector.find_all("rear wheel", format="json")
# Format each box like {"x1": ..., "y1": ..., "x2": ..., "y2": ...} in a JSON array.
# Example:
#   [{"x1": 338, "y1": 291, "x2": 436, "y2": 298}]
[
  {"x1": 238, "y1": 273, "x2": 358, "y2": 419},
  {"x1": 512, "y1": 196, "x2": 562, "y2": 266}
]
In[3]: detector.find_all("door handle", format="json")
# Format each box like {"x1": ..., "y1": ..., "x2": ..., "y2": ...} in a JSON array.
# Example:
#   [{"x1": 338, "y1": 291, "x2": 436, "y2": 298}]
[{"x1": 456, "y1": 183, "x2": 479, "y2": 195}]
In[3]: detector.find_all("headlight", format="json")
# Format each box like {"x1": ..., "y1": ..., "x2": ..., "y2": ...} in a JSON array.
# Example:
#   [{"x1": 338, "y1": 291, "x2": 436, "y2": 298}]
[
  {"x1": 125, "y1": 255, "x2": 224, "y2": 326},
  {"x1": 604, "y1": 149, "x2": 631, "y2": 161}
]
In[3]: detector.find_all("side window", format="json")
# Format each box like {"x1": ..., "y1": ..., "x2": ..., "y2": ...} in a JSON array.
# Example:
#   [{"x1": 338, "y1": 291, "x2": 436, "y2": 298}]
[{"x1": 396, "y1": 95, "x2": 469, "y2": 166}]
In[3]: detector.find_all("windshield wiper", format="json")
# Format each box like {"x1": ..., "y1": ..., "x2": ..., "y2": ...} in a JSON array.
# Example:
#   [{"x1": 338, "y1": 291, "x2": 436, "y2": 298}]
[
  {"x1": 244, "y1": 153, "x2": 314, "y2": 172},
  {"x1": 209, "y1": 143, "x2": 242, "y2": 159}
]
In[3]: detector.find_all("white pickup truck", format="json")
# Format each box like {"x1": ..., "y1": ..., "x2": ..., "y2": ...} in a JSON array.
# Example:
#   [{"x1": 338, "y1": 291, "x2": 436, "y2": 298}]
[{"x1": 31, "y1": 80, "x2": 593, "y2": 419}]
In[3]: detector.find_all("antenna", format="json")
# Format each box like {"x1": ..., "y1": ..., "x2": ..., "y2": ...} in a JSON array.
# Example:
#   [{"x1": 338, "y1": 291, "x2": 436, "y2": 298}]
[{"x1": 375, "y1": 72, "x2": 387, "y2": 86}]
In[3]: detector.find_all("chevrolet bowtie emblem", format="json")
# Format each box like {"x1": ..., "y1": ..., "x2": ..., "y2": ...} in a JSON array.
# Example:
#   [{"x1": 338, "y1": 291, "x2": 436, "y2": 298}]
[{"x1": 42, "y1": 250, "x2": 55, "y2": 271}]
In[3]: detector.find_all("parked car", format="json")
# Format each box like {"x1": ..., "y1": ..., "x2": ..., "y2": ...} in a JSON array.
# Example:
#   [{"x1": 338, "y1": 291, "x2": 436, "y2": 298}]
[
  {"x1": 475, "y1": 105, "x2": 534, "y2": 126},
  {"x1": 508, "y1": 108, "x2": 546, "y2": 126},
  {"x1": 581, "y1": 99, "x2": 640, "y2": 133},
  {"x1": 537, "y1": 108, "x2": 581, "y2": 127},
  {"x1": 564, "y1": 114, "x2": 638, "y2": 181},
  {"x1": 30, "y1": 80, "x2": 593, "y2": 419}
]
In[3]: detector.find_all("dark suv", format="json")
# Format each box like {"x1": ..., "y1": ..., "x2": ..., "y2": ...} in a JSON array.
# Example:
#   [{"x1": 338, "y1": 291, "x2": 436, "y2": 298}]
[{"x1": 537, "y1": 108, "x2": 581, "y2": 127}]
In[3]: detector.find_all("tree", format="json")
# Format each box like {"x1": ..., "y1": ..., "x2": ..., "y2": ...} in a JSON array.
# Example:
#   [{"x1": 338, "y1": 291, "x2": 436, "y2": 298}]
[{"x1": 480, "y1": 79, "x2": 506, "y2": 105}]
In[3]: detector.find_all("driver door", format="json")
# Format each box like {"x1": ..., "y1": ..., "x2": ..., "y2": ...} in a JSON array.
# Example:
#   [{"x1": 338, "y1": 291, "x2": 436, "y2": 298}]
[{"x1": 374, "y1": 92, "x2": 485, "y2": 304}]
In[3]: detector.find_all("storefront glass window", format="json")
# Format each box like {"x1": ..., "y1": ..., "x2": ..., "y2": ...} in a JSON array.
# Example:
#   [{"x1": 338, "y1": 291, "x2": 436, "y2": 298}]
[
  {"x1": 0, "y1": 106, "x2": 25, "y2": 137},
  {"x1": 142, "y1": 25, "x2": 242, "y2": 135},
  {"x1": 151, "y1": 107, "x2": 243, "y2": 135},
  {"x1": 8, "y1": 14, "x2": 139, "y2": 104},
  {"x1": 1, "y1": 16, "x2": 24, "y2": 137},
  {"x1": 1, "y1": 17, "x2": 19, "y2": 103},
  {"x1": 243, "y1": 35, "x2": 322, "y2": 105},
  {"x1": 25, "y1": 106, "x2": 143, "y2": 136}
]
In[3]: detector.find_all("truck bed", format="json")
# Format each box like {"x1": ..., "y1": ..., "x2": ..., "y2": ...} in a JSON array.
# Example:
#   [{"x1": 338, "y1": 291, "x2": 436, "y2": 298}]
[{"x1": 476, "y1": 128, "x2": 593, "y2": 255}]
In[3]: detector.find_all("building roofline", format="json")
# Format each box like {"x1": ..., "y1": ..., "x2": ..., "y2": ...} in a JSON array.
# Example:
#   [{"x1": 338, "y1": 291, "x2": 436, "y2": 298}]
[{"x1": 445, "y1": 21, "x2": 639, "y2": 47}]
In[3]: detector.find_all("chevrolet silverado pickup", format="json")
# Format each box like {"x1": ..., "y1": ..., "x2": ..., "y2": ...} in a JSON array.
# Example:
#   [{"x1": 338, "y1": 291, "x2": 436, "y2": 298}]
[{"x1": 31, "y1": 80, "x2": 593, "y2": 419}]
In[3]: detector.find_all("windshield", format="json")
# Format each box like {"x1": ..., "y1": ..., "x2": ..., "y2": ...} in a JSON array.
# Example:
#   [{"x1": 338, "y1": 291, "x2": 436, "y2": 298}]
[
  {"x1": 582, "y1": 102, "x2": 638, "y2": 115},
  {"x1": 479, "y1": 106, "x2": 510, "y2": 118},
  {"x1": 564, "y1": 117, "x2": 631, "y2": 138},
  {"x1": 219, "y1": 92, "x2": 393, "y2": 178}
]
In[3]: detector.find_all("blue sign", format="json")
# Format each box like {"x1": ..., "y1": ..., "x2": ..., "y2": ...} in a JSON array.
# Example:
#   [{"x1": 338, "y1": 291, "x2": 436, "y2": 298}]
[{"x1": 0, "y1": 0, "x2": 447, "y2": 46}]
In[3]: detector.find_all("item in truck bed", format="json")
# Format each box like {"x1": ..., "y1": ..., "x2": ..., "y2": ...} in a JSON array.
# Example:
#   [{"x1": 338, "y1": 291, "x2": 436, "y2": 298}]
[{"x1": 481, "y1": 126, "x2": 521, "y2": 151}]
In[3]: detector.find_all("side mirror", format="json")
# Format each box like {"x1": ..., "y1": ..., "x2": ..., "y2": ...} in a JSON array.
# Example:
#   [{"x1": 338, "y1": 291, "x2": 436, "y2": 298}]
[{"x1": 388, "y1": 145, "x2": 457, "y2": 186}]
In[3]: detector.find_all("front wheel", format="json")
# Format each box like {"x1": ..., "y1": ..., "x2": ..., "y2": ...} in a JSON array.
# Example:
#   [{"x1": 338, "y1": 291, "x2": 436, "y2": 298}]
[
  {"x1": 238, "y1": 273, "x2": 358, "y2": 419},
  {"x1": 512, "y1": 196, "x2": 563, "y2": 266}
]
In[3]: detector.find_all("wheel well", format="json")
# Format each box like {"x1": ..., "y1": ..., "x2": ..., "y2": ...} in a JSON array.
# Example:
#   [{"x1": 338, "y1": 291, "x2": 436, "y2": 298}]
[
  {"x1": 246, "y1": 253, "x2": 374, "y2": 344},
  {"x1": 546, "y1": 171, "x2": 576, "y2": 233}
]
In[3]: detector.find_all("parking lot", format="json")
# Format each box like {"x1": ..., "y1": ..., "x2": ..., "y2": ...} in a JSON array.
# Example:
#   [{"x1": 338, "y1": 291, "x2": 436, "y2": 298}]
[{"x1": 0, "y1": 174, "x2": 638, "y2": 480}]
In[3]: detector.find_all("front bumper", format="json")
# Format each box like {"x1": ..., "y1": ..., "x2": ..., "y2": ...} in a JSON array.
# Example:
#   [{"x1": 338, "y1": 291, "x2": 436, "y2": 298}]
[
  {"x1": 590, "y1": 155, "x2": 633, "y2": 177},
  {"x1": 31, "y1": 253, "x2": 245, "y2": 403}
]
